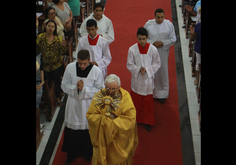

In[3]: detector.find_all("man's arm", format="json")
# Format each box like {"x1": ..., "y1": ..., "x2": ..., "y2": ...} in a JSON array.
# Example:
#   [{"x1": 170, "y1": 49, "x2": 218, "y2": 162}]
[{"x1": 96, "y1": 41, "x2": 112, "y2": 71}]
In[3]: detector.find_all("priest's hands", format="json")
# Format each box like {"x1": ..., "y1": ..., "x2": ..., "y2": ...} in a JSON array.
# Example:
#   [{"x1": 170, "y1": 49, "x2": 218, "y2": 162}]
[
  {"x1": 140, "y1": 67, "x2": 146, "y2": 75},
  {"x1": 77, "y1": 80, "x2": 84, "y2": 90},
  {"x1": 153, "y1": 41, "x2": 163, "y2": 48}
]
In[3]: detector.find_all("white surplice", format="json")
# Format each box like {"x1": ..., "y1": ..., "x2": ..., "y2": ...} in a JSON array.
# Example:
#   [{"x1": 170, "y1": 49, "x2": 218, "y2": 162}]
[
  {"x1": 127, "y1": 43, "x2": 161, "y2": 96},
  {"x1": 79, "y1": 14, "x2": 115, "y2": 44},
  {"x1": 144, "y1": 19, "x2": 176, "y2": 98},
  {"x1": 76, "y1": 35, "x2": 112, "y2": 79},
  {"x1": 61, "y1": 62, "x2": 105, "y2": 130}
]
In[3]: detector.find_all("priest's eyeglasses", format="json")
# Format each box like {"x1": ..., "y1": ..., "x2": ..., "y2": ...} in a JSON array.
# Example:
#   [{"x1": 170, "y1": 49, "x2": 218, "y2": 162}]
[{"x1": 106, "y1": 87, "x2": 118, "y2": 92}]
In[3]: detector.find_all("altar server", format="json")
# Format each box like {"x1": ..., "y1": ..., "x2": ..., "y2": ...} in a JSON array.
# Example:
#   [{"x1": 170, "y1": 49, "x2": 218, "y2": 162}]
[
  {"x1": 61, "y1": 49, "x2": 104, "y2": 164},
  {"x1": 76, "y1": 19, "x2": 112, "y2": 79},
  {"x1": 79, "y1": 2, "x2": 114, "y2": 44},
  {"x1": 127, "y1": 27, "x2": 161, "y2": 131},
  {"x1": 144, "y1": 8, "x2": 176, "y2": 103}
]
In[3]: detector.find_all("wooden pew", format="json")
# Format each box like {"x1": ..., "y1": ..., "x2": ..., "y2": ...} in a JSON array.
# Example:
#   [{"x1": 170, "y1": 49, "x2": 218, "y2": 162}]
[
  {"x1": 80, "y1": 0, "x2": 90, "y2": 18},
  {"x1": 185, "y1": 11, "x2": 196, "y2": 39},
  {"x1": 188, "y1": 23, "x2": 196, "y2": 57},
  {"x1": 40, "y1": 80, "x2": 57, "y2": 122},
  {"x1": 72, "y1": 18, "x2": 78, "y2": 51},
  {"x1": 36, "y1": 108, "x2": 44, "y2": 151}
]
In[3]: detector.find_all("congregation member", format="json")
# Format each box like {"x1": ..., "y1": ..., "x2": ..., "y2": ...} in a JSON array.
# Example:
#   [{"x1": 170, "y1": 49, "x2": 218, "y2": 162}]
[
  {"x1": 52, "y1": 0, "x2": 73, "y2": 38},
  {"x1": 36, "y1": 20, "x2": 67, "y2": 107},
  {"x1": 76, "y1": 19, "x2": 112, "y2": 79},
  {"x1": 127, "y1": 27, "x2": 161, "y2": 131},
  {"x1": 189, "y1": 10, "x2": 201, "y2": 85},
  {"x1": 185, "y1": 0, "x2": 201, "y2": 23},
  {"x1": 42, "y1": 6, "x2": 65, "y2": 40},
  {"x1": 86, "y1": 74, "x2": 139, "y2": 165},
  {"x1": 67, "y1": 0, "x2": 80, "y2": 22},
  {"x1": 79, "y1": 2, "x2": 114, "y2": 44},
  {"x1": 61, "y1": 49, "x2": 104, "y2": 164},
  {"x1": 144, "y1": 8, "x2": 176, "y2": 103}
]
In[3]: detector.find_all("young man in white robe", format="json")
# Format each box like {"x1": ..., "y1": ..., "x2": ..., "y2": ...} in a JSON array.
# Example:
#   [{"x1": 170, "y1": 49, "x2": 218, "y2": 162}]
[
  {"x1": 79, "y1": 2, "x2": 114, "y2": 44},
  {"x1": 127, "y1": 27, "x2": 161, "y2": 131},
  {"x1": 144, "y1": 8, "x2": 176, "y2": 104},
  {"x1": 61, "y1": 49, "x2": 104, "y2": 164},
  {"x1": 76, "y1": 19, "x2": 112, "y2": 80}
]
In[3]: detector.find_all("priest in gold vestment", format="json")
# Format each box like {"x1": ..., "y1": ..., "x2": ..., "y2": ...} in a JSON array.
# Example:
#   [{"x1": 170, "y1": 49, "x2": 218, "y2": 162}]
[{"x1": 86, "y1": 74, "x2": 139, "y2": 165}]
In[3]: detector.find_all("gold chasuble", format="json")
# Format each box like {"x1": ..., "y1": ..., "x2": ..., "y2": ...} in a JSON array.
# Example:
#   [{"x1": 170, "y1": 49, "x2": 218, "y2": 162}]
[{"x1": 86, "y1": 87, "x2": 139, "y2": 165}]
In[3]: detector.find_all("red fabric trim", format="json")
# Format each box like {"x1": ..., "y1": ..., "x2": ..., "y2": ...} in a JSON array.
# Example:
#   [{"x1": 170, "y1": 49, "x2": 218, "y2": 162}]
[
  {"x1": 130, "y1": 90, "x2": 155, "y2": 125},
  {"x1": 88, "y1": 34, "x2": 99, "y2": 45},
  {"x1": 138, "y1": 42, "x2": 150, "y2": 54}
]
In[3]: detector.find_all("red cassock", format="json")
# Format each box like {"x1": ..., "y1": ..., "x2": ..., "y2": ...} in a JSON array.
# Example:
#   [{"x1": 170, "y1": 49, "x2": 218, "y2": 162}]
[{"x1": 130, "y1": 90, "x2": 155, "y2": 125}]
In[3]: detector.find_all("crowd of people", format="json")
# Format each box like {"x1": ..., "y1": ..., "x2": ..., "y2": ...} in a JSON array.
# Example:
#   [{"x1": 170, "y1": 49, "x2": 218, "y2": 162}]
[{"x1": 36, "y1": 0, "x2": 201, "y2": 164}]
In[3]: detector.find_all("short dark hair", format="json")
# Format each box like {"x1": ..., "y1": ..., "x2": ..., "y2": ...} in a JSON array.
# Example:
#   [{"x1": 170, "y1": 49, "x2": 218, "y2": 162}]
[
  {"x1": 86, "y1": 19, "x2": 97, "y2": 28},
  {"x1": 93, "y1": 2, "x2": 104, "y2": 10},
  {"x1": 45, "y1": 20, "x2": 58, "y2": 36},
  {"x1": 44, "y1": 6, "x2": 55, "y2": 19},
  {"x1": 154, "y1": 8, "x2": 165, "y2": 16},
  {"x1": 52, "y1": 0, "x2": 60, "y2": 5},
  {"x1": 137, "y1": 27, "x2": 148, "y2": 37},
  {"x1": 77, "y1": 49, "x2": 90, "y2": 60}
]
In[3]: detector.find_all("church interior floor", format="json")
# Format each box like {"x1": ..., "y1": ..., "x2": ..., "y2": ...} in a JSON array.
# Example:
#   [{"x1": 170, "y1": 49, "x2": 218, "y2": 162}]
[{"x1": 36, "y1": 0, "x2": 200, "y2": 164}]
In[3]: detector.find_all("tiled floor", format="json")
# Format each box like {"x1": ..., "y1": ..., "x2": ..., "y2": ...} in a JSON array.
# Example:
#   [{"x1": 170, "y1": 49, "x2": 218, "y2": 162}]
[
  {"x1": 175, "y1": 0, "x2": 201, "y2": 164},
  {"x1": 36, "y1": 0, "x2": 201, "y2": 164}
]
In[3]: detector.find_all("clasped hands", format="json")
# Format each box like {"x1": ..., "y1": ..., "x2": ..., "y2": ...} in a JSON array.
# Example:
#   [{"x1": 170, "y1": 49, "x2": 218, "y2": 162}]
[
  {"x1": 153, "y1": 41, "x2": 163, "y2": 48},
  {"x1": 140, "y1": 67, "x2": 146, "y2": 75},
  {"x1": 77, "y1": 80, "x2": 84, "y2": 90}
]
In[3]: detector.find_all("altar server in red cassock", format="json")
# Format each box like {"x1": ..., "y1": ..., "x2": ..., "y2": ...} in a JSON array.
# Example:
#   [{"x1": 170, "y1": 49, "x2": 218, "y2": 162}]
[{"x1": 127, "y1": 27, "x2": 161, "y2": 131}]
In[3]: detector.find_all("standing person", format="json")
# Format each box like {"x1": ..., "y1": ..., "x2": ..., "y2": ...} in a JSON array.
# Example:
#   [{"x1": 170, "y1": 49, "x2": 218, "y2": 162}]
[
  {"x1": 52, "y1": 0, "x2": 73, "y2": 38},
  {"x1": 127, "y1": 27, "x2": 161, "y2": 131},
  {"x1": 190, "y1": 20, "x2": 201, "y2": 85},
  {"x1": 86, "y1": 74, "x2": 139, "y2": 165},
  {"x1": 76, "y1": 19, "x2": 112, "y2": 80},
  {"x1": 144, "y1": 8, "x2": 176, "y2": 103},
  {"x1": 36, "y1": 20, "x2": 67, "y2": 106},
  {"x1": 42, "y1": 6, "x2": 65, "y2": 40},
  {"x1": 67, "y1": 0, "x2": 80, "y2": 22},
  {"x1": 61, "y1": 49, "x2": 104, "y2": 164},
  {"x1": 79, "y1": 2, "x2": 114, "y2": 44}
]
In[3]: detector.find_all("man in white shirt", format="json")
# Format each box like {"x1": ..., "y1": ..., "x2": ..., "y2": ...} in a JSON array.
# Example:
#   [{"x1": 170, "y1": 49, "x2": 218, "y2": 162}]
[
  {"x1": 77, "y1": 19, "x2": 112, "y2": 80},
  {"x1": 61, "y1": 49, "x2": 104, "y2": 164},
  {"x1": 144, "y1": 8, "x2": 176, "y2": 103},
  {"x1": 79, "y1": 2, "x2": 114, "y2": 44},
  {"x1": 127, "y1": 27, "x2": 161, "y2": 131}
]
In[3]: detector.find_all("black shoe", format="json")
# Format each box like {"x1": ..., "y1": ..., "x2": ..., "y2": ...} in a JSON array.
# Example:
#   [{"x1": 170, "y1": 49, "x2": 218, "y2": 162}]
[
  {"x1": 84, "y1": 156, "x2": 91, "y2": 162},
  {"x1": 65, "y1": 157, "x2": 76, "y2": 165},
  {"x1": 159, "y1": 99, "x2": 165, "y2": 104},
  {"x1": 144, "y1": 124, "x2": 151, "y2": 131}
]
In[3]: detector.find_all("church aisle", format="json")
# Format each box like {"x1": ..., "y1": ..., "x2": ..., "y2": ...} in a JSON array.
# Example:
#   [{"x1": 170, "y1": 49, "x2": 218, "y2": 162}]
[{"x1": 37, "y1": 0, "x2": 200, "y2": 164}]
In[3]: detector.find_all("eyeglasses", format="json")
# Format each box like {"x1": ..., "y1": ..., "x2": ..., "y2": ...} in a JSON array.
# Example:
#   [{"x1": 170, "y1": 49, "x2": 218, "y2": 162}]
[
  {"x1": 106, "y1": 87, "x2": 119, "y2": 92},
  {"x1": 48, "y1": 12, "x2": 56, "y2": 15}
]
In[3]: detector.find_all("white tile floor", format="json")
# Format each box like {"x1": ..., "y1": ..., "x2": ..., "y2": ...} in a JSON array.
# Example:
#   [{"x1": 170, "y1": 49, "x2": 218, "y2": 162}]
[
  {"x1": 175, "y1": 0, "x2": 201, "y2": 164},
  {"x1": 36, "y1": 1, "x2": 201, "y2": 164}
]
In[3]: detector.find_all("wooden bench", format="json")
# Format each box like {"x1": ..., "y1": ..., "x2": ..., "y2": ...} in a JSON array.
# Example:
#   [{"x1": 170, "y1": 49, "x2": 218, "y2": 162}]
[
  {"x1": 36, "y1": 108, "x2": 44, "y2": 151},
  {"x1": 39, "y1": 80, "x2": 57, "y2": 122}
]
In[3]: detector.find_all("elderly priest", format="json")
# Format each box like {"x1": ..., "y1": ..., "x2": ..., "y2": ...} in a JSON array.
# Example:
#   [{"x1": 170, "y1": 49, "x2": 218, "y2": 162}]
[{"x1": 86, "y1": 74, "x2": 139, "y2": 165}]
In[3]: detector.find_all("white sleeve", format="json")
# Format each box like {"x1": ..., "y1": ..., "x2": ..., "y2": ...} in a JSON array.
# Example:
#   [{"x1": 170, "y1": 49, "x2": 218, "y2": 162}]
[
  {"x1": 145, "y1": 48, "x2": 161, "y2": 78},
  {"x1": 61, "y1": 65, "x2": 78, "y2": 97},
  {"x1": 101, "y1": 20, "x2": 115, "y2": 44},
  {"x1": 126, "y1": 48, "x2": 141, "y2": 78},
  {"x1": 96, "y1": 41, "x2": 112, "y2": 71},
  {"x1": 79, "y1": 19, "x2": 88, "y2": 37},
  {"x1": 161, "y1": 23, "x2": 176, "y2": 50}
]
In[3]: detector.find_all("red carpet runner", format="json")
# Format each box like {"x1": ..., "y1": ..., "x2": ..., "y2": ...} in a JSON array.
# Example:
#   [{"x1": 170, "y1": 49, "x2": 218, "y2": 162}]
[{"x1": 52, "y1": 0, "x2": 183, "y2": 164}]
